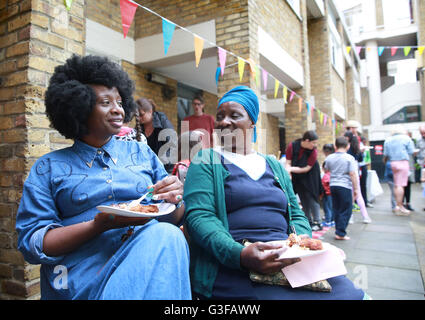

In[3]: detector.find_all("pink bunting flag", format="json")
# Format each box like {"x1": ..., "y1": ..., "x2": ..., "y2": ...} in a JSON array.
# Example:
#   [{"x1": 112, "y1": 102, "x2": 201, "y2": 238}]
[
  {"x1": 289, "y1": 90, "x2": 295, "y2": 103},
  {"x1": 218, "y1": 48, "x2": 227, "y2": 76},
  {"x1": 262, "y1": 69, "x2": 268, "y2": 91},
  {"x1": 356, "y1": 46, "x2": 362, "y2": 55},
  {"x1": 391, "y1": 47, "x2": 398, "y2": 56},
  {"x1": 120, "y1": 0, "x2": 138, "y2": 39},
  {"x1": 323, "y1": 114, "x2": 328, "y2": 127}
]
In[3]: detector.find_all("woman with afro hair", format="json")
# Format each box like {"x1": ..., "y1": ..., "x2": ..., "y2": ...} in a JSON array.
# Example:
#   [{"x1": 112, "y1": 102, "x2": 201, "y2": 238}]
[{"x1": 15, "y1": 55, "x2": 191, "y2": 300}]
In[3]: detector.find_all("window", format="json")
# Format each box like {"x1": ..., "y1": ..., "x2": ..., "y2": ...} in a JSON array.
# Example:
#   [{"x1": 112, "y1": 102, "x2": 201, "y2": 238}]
[
  {"x1": 328, "y1": 17, "x2": 344, "y2": 78},
  {"x1": 382, "y1": 0, "x2": 412, "y2": 28},
  {"x1": 383, "y1": 105, "x2": 420, "y2": 124},
  {"x1": 387, "y1": 59, "x2": 417, "y2": 85}
]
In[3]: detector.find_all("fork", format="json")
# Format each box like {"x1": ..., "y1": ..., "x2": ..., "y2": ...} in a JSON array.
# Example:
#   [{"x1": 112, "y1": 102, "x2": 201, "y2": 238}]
[{"x1": 127, "y1": 187, "x2": 154, "y2": 208}]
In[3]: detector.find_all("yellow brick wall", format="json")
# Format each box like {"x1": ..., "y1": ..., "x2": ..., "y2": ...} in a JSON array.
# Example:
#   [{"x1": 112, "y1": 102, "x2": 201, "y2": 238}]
[{"x1": 0, "y1": 0, "x2": 85, "y2": 300}]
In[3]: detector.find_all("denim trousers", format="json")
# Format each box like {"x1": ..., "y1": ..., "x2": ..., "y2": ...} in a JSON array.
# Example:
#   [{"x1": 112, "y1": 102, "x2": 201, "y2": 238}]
[
  {"x1": 330, "y1": 186, "x2": 353, "y2": 237},
  {"x1": 323, "y1": 194, "x2": 333, "y2": 223}
]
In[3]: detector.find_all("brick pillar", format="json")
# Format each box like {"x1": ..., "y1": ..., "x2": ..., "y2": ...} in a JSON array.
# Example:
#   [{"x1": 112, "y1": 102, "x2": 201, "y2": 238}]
[
  {"x1": 285, "y1": 0, "x2": 311, "y2": 146},
  {"x1": 0, "y1": 0, "x2": 85, "y2": 299}
]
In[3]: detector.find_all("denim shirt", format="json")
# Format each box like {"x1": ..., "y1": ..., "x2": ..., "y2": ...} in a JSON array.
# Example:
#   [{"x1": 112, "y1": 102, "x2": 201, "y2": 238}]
[
  {"x1": 16, "y1": 138, "x2": 168, "y2": 298},
  {"x1": 383, "y1": 134, "x2": 414, "y2": 161}
]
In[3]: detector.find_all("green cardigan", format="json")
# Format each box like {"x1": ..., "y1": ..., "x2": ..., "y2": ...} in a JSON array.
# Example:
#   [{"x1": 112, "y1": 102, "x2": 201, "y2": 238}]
[{"x1": 183, "y1": 149, "x2": 312, "y2": 298}]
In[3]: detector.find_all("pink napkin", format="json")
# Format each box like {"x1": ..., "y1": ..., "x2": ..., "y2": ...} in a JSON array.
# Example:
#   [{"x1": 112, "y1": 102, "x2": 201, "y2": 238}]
[{"x1": 281, "y1": 244, "x2": 347, "y2": 288}]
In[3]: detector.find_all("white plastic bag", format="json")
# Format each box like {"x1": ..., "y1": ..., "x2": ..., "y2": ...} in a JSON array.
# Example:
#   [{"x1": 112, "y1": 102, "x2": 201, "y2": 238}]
[{"x1": 367, "y1": 170, "x2": 383, "y2": 202}]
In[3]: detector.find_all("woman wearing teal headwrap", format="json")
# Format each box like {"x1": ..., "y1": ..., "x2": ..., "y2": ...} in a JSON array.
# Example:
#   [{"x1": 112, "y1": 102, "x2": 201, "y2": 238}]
[{"x1": 183, "y1": 86, "x2": 366, "y2": 300}]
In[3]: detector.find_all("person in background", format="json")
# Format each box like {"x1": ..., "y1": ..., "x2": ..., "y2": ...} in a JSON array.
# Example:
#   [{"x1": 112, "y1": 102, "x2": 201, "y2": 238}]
[
  {"x1": 383, "y1": 161, "x2": 397, "y2": 212},
  {"x1": 184, "y1": 85, "x2": 366, "y2": 300},
  {"x1": 135, "y1": 98, "x2": 176, "y2": 173},
  {"x1": 324, "y1": 137, "x2": 359, "y2": 240},
  {"x1": 183, "y1": 96, "x2": 215, "y2": 148},
  {"x1": 286, "y1": 131, "x2": 323, "y2": 231},
  {"x1": 172, "y1": 130, "x2": 206, "y2": 183},
  {"x1": 344, "y1": 131, "x2": 372, "y2": 224},
  {"x1": 359, "y1": 136, "x2": 372, "y2": 208},
  {"x1": 403, "y1": 130, "x2": 415, "y2": 211},
  {"x1": 15, "y1": 55, "x2": 190, "y2": 300},
  {"x1": 383, "y1": 125, "x2": 415, "y2": 216},
  {"x1": 321, "y1": 144, "x2": 335, "y2": 227}
]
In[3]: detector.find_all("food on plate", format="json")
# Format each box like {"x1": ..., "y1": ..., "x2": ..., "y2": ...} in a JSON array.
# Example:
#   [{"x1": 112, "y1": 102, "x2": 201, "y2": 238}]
[
  {"x1": 287, "y1": 233, "x2": 323, "y2": 250},
  {"x1": 112, "y1": 203, "x2": 159, "y2": 213}
]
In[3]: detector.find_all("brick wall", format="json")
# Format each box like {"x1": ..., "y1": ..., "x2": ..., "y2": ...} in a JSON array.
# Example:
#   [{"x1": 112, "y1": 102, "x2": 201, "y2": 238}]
[{"x1": 0, "y1": 0, "x2": 85, "y2": 300}]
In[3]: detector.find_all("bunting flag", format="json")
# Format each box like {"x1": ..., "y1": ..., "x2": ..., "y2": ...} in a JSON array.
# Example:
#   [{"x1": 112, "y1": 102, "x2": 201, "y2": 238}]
[
  {"x1": 306, "y1": 102, "x2": 310, "y2": 114},
  {"x1": 289, "y1": 90, "x2": 295, "y2": 103},
  {"x1": 378, "y1": 47, "x2": 385, "y2": 56},
  {"x1": 247, "y1": 58, "x2": 256, "y2": 80},
  {"x1": 346, "y1": 46, "x2": 352, "y2": 54},
  {"x1": 320, "y1": 112, "x2": 324, "y2": 125},
  {"x1": 391, "y1": 47, "x2": 398, "y2": 56},
  {"x1": 120, "y1": 0, "x2": 138, "y2": 38},
  {"x1": 298, "y1": 97, "x2": 303, "y2": 113},
  {"x1": 162, "y1": 19, "x2": 175, "y2": 55},
  {"x1": 323, "y1": 114, "x2": 328, "y2": 127},
  {"x1": 356, "y1": 46, "x2": 362, "y2": 55},
  {"x1": 215, "y1": 67, "x2": 221, "y2": 86},
  {"x1": 262, "y1": 69, "x2": 268, "y2": 91},
  {"x1": 274, "y1": 79, "x2": 279, "y2": 98},
  {"x1": 419, "y1": 46, "x2": 425, "y2": 55},
  {"x1": 238, "y1": 58, "x2": 245, "y2": 82},
  {"x1": 218, "y1": 48, "x2": 227, "y2": 76},
  {"x1": 255, "y1": 65, "x2": 261, "y2": 88},
  {"x1": 283, "y1": 86, "x2": 288, "y2": 103},
  {"x1": 194, "y1": 36, "x2": 204, "y2": 67},
  {"x1": 64, "y1": 0, "x2": 73, "y2": 10},
  {"x1": 404, "y1": 46, "x2": 411, "y2": 56}
]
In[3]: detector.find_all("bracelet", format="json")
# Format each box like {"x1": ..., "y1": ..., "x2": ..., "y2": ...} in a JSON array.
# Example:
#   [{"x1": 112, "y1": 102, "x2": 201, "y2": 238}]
[{"x1": 176, "y1": 199, "x2": 185, "y2": 209}]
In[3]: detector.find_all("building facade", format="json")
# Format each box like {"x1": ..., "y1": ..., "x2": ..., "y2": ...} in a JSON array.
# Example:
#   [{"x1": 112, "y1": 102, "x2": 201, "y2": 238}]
[{"x1": 0, "y1": 0, "x2": 365, "y2": 299}]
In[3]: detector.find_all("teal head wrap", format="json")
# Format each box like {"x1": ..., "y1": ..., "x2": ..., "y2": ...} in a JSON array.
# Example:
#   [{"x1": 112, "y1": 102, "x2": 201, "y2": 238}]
[{"x1": 217, "y1": 86, "x2": 259, "y2": 142}]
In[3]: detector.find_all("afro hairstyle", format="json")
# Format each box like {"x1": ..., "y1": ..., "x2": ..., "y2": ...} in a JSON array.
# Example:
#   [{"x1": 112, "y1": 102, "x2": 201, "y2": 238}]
[{"x1": 45, "y1": 55, "x2": 137, "y2": 140}]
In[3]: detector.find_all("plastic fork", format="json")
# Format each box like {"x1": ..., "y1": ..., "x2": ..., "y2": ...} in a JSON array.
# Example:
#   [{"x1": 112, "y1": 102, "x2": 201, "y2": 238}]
[{"x1": 127, "y1": 187, "x2": 154, "y2": 208}]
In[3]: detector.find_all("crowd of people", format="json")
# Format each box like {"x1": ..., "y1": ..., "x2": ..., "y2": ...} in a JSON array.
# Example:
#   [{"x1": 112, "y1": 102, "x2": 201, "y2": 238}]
[{"x1": 16, "y1": 54, "x2": 422, "y2": 300}]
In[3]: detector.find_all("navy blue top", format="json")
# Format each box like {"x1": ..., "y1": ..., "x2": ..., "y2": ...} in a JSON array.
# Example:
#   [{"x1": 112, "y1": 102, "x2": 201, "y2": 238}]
[{"x1": 223, "y1": 159, "x2": 289, "y2": 243}]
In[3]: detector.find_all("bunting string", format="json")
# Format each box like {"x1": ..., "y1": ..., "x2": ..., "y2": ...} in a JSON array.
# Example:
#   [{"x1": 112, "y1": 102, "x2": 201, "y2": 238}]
[{"x1": 116, "y1": 0, "x2": 425, "y2": 132}]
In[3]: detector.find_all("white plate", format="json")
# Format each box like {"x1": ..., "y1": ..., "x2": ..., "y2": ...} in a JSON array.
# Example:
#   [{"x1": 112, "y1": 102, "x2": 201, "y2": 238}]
[
  {"x1": 96, "y1": 202, "x2": 176, "y2": 218},
  {"x1": 268, "y1": 241, "x2": 330, "y2": 260}
]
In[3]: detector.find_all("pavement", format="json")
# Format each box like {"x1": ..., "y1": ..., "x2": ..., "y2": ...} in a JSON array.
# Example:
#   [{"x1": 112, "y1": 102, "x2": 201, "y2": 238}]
[{"x1": 319, "y1": 182, "x2": 425, "y2": 300}]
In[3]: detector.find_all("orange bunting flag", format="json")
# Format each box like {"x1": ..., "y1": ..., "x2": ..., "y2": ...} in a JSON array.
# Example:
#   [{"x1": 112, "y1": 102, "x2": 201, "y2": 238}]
[
  {"x1": 298, "y1": 97, "x2": 303, "y2": 113},
  {"x1": 274, "y1": 79, "x2": 279, "y2": 98},
  {"x1": 238, "y1": 58, "x2": 245, "y2": 82},
  {"x1": 194, "y1": 36, "x2": 204, "y2": 68},
  {"x1": 120, "y1": 0, "x2": 138, "y2": 38},
  {"x1": 247, "y1": 58, "x2": 256, "y2": 80}
]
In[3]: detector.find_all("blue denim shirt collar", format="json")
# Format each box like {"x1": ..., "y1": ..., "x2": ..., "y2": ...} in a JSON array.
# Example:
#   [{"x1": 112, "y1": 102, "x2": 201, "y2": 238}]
[{"x1": 72, "y1": 137, "x2": 118, "y2": 168}]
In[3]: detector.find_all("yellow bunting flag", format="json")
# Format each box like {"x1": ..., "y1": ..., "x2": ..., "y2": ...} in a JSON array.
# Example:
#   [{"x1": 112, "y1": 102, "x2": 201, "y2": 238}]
[
  {"x1": 298, "y1": 97, "x2": 303, "y2": 113},
  {"x1": 194, "y1": 36, "x2": 204, "y2": 68},
  {"x1": 238, "y1": 58, "x2": 245, "y2": 82},
  {"x1": 64, "y1": 0, "x2": 72, "y2": 10},
  {"x1": 283, "y1": 86, "x2": 288, "y2": 104},
  {"x1": 418, "y1": 46, "x2": 425, "y2": 55},
  {"x1": 346, "y1": 46, "x2": 351, "y2": 54},
  {"x1": 255, "y1": 65, "x2": 261, "y2": 88},
  {"x1": 274, "y1": 79, "x2": 279, "y2": 98}
]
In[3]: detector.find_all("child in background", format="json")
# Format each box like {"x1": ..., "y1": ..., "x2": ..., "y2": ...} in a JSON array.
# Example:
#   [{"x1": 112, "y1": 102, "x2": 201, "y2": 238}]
[
  {"x1": 324, "y1": 137, "x2": 359, "y2": 240},
  {"x1": 322, "y1": 144, "x2": 335, "y2": 227}
]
